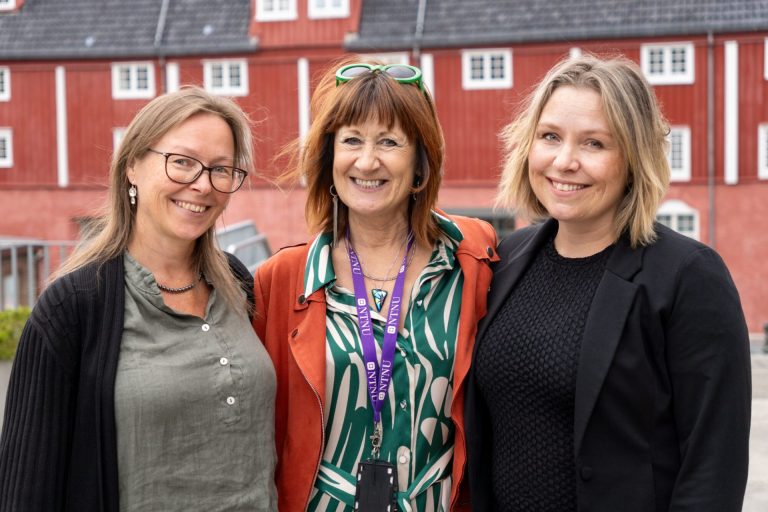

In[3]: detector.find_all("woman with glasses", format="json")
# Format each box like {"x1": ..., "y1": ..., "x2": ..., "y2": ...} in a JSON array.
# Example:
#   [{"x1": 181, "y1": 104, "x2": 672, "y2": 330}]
[
  {"x1": 0, "y1": 86, "x2": 277, "y2": 511},
  {"x1": 254, "y1": 58, "x2": 497, "y2": 511},
  {"x1": 464, "y1": 55, "x2": 751, "y2": 511}
]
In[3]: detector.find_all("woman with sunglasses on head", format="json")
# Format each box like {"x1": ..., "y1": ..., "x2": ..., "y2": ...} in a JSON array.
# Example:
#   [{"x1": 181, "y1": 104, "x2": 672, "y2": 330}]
[
  {"x1": 254, "y1": 58, "x2": 497, "y2": 511},
  {"x1": 0, "y1": 86, "x2": 277, "y2": 511},
  {"x1": 464, "y1": 55, "x2": 751, "y2": 511}
]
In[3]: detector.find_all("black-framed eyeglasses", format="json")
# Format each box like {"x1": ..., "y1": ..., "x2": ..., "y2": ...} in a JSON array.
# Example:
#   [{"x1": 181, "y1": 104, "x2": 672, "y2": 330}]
[
  {"x1": 147, "y1": 148, "x2": 248, "y2": 193},
  {"x1": 335, "y1": 63, "x2": 424, "y2": 91}
]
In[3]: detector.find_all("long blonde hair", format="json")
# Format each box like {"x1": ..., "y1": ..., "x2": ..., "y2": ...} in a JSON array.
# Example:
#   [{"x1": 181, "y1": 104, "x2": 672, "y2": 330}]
[
  {"x1": 54, "y1": 86, "x2": 255, "y2": 313},
  {"x1": 498, "y1": 55, "x2": 670, "y2": 247}
]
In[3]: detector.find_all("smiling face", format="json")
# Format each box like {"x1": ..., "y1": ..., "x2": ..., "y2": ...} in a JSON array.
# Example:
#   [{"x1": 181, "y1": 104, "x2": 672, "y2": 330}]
[
  {"x1": 332, "y1": 118, "x2": 417, "y2": 227},
  {"x1": 528, "y1": 86, "x2": 628, "y2": 238},
  {"x1": 127, "y1": 112, "x2": 234, "y2": 252}
]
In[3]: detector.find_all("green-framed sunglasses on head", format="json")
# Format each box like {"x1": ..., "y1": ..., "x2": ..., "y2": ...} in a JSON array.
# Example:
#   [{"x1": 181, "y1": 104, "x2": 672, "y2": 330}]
[{"x1": 335, "y1": 63, "x2": 424, "y2": 91}]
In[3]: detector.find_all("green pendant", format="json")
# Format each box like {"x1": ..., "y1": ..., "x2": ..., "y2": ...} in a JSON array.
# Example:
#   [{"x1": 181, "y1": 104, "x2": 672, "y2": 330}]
[{"x1": 371, "y1": 288, "x2": 388, "y2": 312}]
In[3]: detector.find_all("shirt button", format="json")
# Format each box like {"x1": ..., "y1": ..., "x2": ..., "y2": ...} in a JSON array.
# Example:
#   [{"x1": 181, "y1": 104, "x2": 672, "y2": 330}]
[
  {"x1": 226, "y1": 396, "x2": 236, "y2": 405},
  {"x1": 219, "y1": 357, "x2": 229, "y2": 366},
  {"x1": 398, "y1": 453, "x2": 409, "y2": 464},
  {"x1": 400, "y1": 400, "x2": 407, "y2": 410},
  {"x1": 416, "y1": 300, "x2": 423, "y2": 307},
  {"x1": 201, "y1": 324, "x2": 210, "y2": 332},
  {"x1": 400, "y1": 349, "x2": 407, "y2": 357}
]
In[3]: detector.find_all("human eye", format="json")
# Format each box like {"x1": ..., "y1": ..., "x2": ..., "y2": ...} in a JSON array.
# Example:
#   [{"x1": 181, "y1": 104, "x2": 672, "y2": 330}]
[
  {"x1": 379, "y1": 137, "x2": 400, "y2": 148},
  {"x1": 539, "y1": 132, "x2": 559, "y2": 142},
  {"x1": 169, "y1": 154, "x2": 197, "y2": 169},
  {"x1": 211, "y1": 166, "x2": 234, "y2": 178},
  {"x1": 585, "y1": 139, "x2": 605, "y2": 149},
  {"x1": 341, "y1": 136, "x2": 363, "y2": 146}
]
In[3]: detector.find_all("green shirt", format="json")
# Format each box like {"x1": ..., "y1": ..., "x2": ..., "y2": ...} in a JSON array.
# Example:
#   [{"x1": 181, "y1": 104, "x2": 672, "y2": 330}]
[
  {"x1": 305, "y1": 213, "x2": 465, "y2": 512},
  {"x1": 115, "y1": 253, "x2": 277, "y2": 511}
]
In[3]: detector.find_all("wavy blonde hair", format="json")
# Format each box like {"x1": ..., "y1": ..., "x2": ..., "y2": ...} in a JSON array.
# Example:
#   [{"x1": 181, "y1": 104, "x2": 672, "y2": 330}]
[
  {"x1": 498, "y1": 54, "x2": 670, "y2": 247},
  {"x1": 54, "y1": 86, "x2": 254, "y2": 313}
]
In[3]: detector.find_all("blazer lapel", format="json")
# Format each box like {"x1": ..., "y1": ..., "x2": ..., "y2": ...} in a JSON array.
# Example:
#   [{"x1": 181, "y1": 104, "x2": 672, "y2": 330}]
[{"x1": 573, "y1": 236, "x2": 643, "y2": 455}]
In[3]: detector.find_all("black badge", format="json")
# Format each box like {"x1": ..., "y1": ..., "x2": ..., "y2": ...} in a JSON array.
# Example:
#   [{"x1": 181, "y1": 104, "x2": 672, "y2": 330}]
[{"x1": 354, "y1": 459, "x2": 398, "y2": 511}]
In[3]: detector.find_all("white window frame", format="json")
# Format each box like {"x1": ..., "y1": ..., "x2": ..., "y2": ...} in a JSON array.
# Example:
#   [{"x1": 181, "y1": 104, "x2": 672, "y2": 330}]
[
  {"x1": 641, "y1": 43, "x2": 695, "y2": 85},
  {"x1": 461, "y1": 49, "x2": 512, "y2": 90},
  {"x1": 111, "y1": 62, "x2": 156, "y2": 100},
  {"x1": 0, "y1": 0, "x2": 16, "y2": 12},
  {"x1": 0, "y1": 128, "x2": 13, "y2": 168},
  {"x1": 256, "y1": 0, "x2": 297, "y2": 21},
  {"x1": 308, "y1": 0, "x2": 349, "y2": 19},
  {"x1": 203, "y1": 60, "x2": 249, "y2": 97},
  {"x1": 656, "y1": 200, "x2": 700, "y2": 240},
  {"x1": 765, "y1": 39, "x2": 768, "y2": 80},
  {"x1": 0, "y1": 66, "x2": 10, "y2": 101},
  {"x1": 667, "y1": 126, "x2": 691, "y2": 182},
  {"x1": 759, "y1": 124, "x2": 768, "y2": 179}
]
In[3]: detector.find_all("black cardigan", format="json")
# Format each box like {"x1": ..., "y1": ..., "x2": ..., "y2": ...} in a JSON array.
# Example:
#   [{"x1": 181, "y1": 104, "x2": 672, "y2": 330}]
[
  {"x1": 465, "y1": 219, "x2": 752, "y2": 512},
  {"x1": 0, "y1": 253, "x2": 254, "y2": 511}
]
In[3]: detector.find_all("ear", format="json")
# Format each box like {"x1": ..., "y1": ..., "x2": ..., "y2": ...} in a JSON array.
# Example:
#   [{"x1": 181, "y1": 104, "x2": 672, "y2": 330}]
[{"x1": 127, "y1": 163, "x2": 137, "y2": 185}]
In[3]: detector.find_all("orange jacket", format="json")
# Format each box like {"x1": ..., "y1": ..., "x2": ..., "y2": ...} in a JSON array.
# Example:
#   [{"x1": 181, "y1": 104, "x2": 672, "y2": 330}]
[{"x1": 254, "y1": 214, "x2": 498, "y2": 511}]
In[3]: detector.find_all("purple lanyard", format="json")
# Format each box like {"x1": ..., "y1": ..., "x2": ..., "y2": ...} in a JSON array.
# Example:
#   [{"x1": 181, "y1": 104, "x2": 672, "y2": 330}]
[{"x1": 346, "y1": 233, "x2": 412, "y2": 426}]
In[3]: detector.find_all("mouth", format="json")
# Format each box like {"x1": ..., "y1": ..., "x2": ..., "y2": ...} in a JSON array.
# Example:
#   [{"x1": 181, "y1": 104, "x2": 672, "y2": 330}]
[
  {"x1": 174, "y1": 200, "x2": 209, "y2": 213},
  {"x1": 352, "y1": 177, "x2": 386, "y2": 189},
  {"x1": 550, "y1": 179, "x2": 587, "y2": 192}
]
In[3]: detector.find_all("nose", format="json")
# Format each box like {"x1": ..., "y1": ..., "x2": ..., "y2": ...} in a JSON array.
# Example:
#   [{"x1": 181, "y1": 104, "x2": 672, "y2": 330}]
[
  {"x1": 552, "y1": 143, "x2": 579, "y2": 172},
  {"x1": 189, "y1": 169, "x2": 214, "y2": 193},
  {"x1": 355, "y1": 143, "x2": 380, "y2": 172}
]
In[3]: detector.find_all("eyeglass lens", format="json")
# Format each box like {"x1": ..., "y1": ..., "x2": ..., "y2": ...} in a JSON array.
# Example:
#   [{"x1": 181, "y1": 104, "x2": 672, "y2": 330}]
[
  {"x1": 166, "y1": 154, "x2": 244, "y2": 193},
  {"x1": 339, "y1": 65, "x2": 371, "y2": 79},
  {"x1": 384, "y1": 65, "x2": 418, "y2": 79}
]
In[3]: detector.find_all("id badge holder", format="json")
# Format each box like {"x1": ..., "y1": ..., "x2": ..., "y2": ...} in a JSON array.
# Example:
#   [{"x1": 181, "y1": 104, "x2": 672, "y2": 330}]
[{"x1": 354, "y1": 459, "x2": 398, "y2": 512}]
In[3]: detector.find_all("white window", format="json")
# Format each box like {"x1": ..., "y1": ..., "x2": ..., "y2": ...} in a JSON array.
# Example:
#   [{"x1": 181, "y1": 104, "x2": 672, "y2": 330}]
[
  {"x1": 641, "y1": 43, "x2": 694, "y2": 85},
  {"x1": 656, "y1": 200, "x2": 699, "y2": 240},
  {"x1": 0, "y1": 128, "x2": 13, "y2": 168},
  {"x1": 0, "y1": 0, "x2": 16, "y2": 12},
  {"x1": 758, "y1": 124, "x2": 768, "y2": 179},
  {"x1": 204, "y1": 60, "x2": 248, "y2": 96},
  {"x1": 308, "y1": 0, "x2": 349, "y2": 19},
  {"x1": 256, "y1": 0, "x2": 297, "y2": 21},
  {"x1": 462, "y1": 49, "x2": 512, "y2": 90},
  {"x1": 667, "y1": 126, "x2": 691, "y2": 182},
  {"x1": 0, "y1": 67, "x2": 9, "y2": 101},
  {"x1": 111, "y1": 62, "x2": 156, "y2": 99},
  {"x1": 113, "y1": 128, "x2": 126, "y2": 154}
]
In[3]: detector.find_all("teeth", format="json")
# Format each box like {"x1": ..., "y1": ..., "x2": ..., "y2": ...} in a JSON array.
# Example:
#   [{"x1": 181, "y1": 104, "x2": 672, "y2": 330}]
[
  {"x1": 354, "y1": 178, "x2": 383, "y2": 189},
  {"x1": 552, "y1": 181, "x2": 586, "y2": 192},
  {"x1": 175, "y1": 200, "x2": 207, "y2": 213}
]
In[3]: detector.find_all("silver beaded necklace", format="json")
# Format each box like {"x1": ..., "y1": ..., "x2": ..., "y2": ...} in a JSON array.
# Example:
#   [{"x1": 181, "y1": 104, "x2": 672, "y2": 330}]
[{"x1": 156, "y1": 273, "x2": 203, "y2": 294}]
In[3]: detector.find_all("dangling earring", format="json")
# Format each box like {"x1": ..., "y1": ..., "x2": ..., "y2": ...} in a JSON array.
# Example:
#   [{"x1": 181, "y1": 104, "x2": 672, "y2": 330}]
[
  {"x1": 330, "y1": 185, "x2": 339, "y2": 248},
  {"x1": 129, "y1": 185, "x2": 137, "y2": 206}
]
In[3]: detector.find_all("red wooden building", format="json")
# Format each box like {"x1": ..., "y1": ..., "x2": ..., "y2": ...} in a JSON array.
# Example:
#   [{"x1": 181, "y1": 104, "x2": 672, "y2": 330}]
[{"x1": 1, "y1": 0, "x2": 767, "y2": 332}]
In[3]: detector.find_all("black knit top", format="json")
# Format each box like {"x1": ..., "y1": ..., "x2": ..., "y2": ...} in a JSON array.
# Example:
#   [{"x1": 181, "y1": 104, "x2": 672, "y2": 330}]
[{"x1": 474, "y1": 237, "x2": 613, "y2": 512}]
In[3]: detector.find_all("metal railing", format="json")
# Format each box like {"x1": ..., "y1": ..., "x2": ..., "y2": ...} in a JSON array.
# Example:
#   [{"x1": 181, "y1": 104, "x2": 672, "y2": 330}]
[
  {"x1": 0, "y1": 240, "x2": 76, "y2": 310},
  {"x1": 0, "y1": 221, "x2": 272, "y2": 311}
]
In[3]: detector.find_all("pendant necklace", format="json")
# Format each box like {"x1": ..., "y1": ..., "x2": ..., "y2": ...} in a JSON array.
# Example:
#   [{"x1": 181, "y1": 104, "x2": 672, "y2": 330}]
[{"x1": 346, "y1": 232, "x2": 414, "y2": 312}]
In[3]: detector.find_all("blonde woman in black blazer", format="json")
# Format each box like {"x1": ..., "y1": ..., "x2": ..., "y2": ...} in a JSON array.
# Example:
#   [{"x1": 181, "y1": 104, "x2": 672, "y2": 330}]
[{"x1": 465, "y1": 55, "x2": 751, "y2": 511}]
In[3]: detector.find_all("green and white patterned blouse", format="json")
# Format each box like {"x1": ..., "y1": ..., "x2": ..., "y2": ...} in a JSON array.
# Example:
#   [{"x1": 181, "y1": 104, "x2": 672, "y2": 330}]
[{"x1": 304, "y1": 212, "x2": 465, "y2": 512}]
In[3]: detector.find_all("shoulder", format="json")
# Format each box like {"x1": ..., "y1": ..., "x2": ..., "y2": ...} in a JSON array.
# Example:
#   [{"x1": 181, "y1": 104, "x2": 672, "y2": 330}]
[
  {"x1": 36, "y1": 257, "x2": 122, "y2": 316},
  {"x1": 496, "y1": 221, "x2": 550, "y2": 258},
  {"x1": 225, "y1": 252, "x2": 253, "y2": 287},
  {"x1": 644, "y1": 224, "x2": 727, "y2": 272},
  {"x1": 442, "y1": 213, "x2": 497, "y2": 250},
  {"x1": 254, "y1": 241, "x2": 310, "y2": 282}
]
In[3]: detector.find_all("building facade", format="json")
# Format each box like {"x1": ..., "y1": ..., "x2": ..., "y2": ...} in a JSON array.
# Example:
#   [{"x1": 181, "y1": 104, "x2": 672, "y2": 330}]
[{"x1": 1, "y1": 0, "x2": 767, "y2": 331}]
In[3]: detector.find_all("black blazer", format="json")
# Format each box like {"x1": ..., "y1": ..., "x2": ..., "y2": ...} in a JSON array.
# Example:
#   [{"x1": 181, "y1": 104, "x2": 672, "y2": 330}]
[{"x1": 465, "y1": 219, "x2": 751, "y2": 512}]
